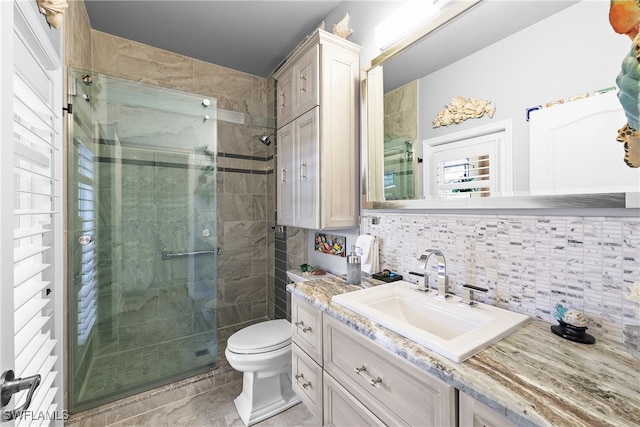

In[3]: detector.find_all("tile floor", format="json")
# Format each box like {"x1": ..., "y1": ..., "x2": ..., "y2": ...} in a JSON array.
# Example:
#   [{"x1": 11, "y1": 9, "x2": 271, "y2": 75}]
[
  {"x1": 68, "y1": 365, "x2": 319, "y2": 427},
  {"x1": 107, "y1": 379, "x2": 319, "y2": 427},
  {"x1": 78, "y1": 334, "x2": 217, "y2": 404}
]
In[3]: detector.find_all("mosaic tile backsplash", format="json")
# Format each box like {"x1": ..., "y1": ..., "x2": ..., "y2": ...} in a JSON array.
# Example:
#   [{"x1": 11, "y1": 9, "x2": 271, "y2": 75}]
[{"x1": 363, "y1": 213, "x2": 640, "y2": 344}]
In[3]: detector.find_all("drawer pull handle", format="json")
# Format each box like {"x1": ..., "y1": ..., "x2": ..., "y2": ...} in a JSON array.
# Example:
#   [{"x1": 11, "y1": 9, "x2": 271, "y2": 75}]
[
  {"x1": 295, "y1": 373, "x2": 312, "y2": 389},
  {"x1": 294, "y1": 321, "x2": 312, "y2": 333},
  {"x1": 354, "y1": 366, "x2": 382, "y2": 387}
]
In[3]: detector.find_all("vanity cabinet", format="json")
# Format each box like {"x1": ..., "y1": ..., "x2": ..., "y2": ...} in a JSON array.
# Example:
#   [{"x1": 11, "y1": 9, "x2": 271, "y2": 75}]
[
  {"x1": 323, "y1": 315, "x2": 457, "y2": 426},
  {"x1": 288, "y1": 298, "x2": 549, "y2": 427},
  {"x1": 459, "y1": 390, "x2": 516, "y2": 427},
  {"x1": 291, "y1": 296, "x2": 324, "y2": 423},
  {"x1": 274, "y1": 30, "x2": 361, "y2": 230}
]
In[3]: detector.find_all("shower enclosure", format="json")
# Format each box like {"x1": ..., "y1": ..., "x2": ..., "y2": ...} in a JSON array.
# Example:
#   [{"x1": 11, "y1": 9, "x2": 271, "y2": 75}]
[{"x1": 68, "y1": 69, "x2": 219, "y2": 411}]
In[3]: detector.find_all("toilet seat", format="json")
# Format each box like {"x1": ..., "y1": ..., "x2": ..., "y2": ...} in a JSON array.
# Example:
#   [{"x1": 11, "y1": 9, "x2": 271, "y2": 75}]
[{"x1": 227, "y1": 319, "x2": 291, "y2": 354}]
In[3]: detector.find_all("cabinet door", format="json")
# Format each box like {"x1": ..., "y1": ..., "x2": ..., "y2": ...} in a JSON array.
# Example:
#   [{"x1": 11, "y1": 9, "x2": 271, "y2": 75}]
[
  {"x1": 291, "y1": 295, "x2": 323, "y2": 364},
  {"x1": 324, "y1": 372, "x2": 385, "y2": 427},
  {"x1": 292, "y1": 344, "x2": 323, "y2": 423},
  {"x1": 295, "y1": 45, "x2": 319, "y2": 116},
  {"x1": 277, "y1": 69, "x2": 294, "y2": 127},
  {"x1": 277, "y1": 121, "x2": 295, "y2": 226},
  {"x1": 295, "y1": 107, "x2": 320, "y2": 229},
  {"x1": 459, "y1": 390, "x2": 517, "y2": 427},
  {"x1": 318, "y1": 41, "x2": 360, "y2": 229}
]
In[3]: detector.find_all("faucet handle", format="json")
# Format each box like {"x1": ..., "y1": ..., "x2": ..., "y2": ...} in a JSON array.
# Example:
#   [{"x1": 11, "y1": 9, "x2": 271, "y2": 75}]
[
  {"x1": 408, "y1": 271, "x2": 430, "y2": 292},
  {"x1": 417, "y1": 252, "x2": 429, "y2": 269},
  {"x1": 459, "y1": 284, "x2": 488, "y2": 306}
]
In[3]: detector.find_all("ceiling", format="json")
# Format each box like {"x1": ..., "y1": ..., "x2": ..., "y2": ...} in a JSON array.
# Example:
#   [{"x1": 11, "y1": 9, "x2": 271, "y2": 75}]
[
  {"x1": 84, "y1": 0, "x2": 580, "y2": 82},
  {"x1": 83, "y1": 0, "x2": 343, "y2": 78}
]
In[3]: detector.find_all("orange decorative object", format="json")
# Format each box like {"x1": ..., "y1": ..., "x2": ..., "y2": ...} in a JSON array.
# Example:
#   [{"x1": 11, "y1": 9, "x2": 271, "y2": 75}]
[{"x1": 609, "y1": 0, "x2": 640, "y2": 39}]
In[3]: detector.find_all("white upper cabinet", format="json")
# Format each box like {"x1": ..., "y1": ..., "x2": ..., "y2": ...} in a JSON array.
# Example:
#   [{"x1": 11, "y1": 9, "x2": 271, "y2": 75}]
[{"x1": 274, "y1": 30, "x2": 361, "y2": 230}]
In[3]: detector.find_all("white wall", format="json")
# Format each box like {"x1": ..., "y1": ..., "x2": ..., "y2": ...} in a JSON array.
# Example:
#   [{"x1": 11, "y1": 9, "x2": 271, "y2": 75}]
[{"x1": 419, "y1": 1, "x2": 629, "y2": 193}]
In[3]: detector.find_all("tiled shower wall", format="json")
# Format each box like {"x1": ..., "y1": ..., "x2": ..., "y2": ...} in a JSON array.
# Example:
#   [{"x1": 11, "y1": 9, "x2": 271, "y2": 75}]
[
  {"x1": 64, "y1": 0, "x2": 276, "y2": 417},
  {"x1": 87, "y1": 30, "x2": 276, "y2": 351},
  {"x1": 363, "y1": 213, "x2": 640, "y2": 343},
  {"x1": 66, "y1": 0, "x2": 276, "y2": 388}
]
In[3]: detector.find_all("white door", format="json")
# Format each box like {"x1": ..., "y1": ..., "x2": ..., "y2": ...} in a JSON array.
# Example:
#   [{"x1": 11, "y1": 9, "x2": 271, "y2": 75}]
[{"x1": 1, "y1": 1, "x2": 64, "y2": 425}]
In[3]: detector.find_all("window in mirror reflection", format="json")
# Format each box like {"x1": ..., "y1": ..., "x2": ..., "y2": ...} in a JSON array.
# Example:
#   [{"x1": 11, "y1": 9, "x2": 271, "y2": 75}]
[
  {"x1": 425, "y1": 124, "x2": 512, "y2": 200},
  {"x1": 438, "y1": 156, "x2": 491, "y2": 199}
]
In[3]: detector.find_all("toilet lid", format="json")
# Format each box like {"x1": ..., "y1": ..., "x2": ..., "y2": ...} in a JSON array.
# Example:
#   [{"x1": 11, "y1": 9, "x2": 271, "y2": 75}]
[{"x1": 227, "y1": 319, "x2": 291, "y2": 354}]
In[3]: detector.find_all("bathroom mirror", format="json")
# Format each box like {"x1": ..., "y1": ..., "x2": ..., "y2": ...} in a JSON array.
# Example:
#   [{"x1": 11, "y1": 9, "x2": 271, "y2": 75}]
[{"x1": 362, "y1": 0, "x2": 639, "y2": 209}]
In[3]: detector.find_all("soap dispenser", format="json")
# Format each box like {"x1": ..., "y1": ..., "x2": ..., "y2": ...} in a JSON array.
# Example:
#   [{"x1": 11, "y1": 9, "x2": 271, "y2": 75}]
[{"x1": 346, "y1": 245, "x2": 361, "y2": 285}]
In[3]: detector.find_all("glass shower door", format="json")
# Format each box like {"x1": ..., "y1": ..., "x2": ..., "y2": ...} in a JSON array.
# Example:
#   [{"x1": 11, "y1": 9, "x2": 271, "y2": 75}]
[{"x1": 68, "y1": 70, "x2": 219, "y2": 411}]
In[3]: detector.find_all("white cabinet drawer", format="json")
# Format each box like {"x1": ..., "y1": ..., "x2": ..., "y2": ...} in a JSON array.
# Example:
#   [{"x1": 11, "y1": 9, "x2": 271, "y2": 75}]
[
  {"x1": 324, "y1": 315, "x2": 456, "y2": 427},
  {"x1": 323, "y1": 371, "x2": 384, "y2": 427},
  {"x1": 291, "y1": 296, "x2": 323, "y2": 364},
  {"x1": 292, "y1": 343, "x2": 323, "y2": 423}
]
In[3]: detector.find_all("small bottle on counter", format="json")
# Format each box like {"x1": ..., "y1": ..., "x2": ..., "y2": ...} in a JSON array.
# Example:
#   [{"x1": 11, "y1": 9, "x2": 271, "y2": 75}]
[{"x1": 346, "y1": 245, "x2": 361, "y2": 285}]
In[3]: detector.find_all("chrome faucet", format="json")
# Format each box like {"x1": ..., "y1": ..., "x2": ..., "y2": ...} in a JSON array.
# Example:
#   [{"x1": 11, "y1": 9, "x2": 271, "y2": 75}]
[{"x1": 417, "y1": 249, "x2": 449, "y2": 299}]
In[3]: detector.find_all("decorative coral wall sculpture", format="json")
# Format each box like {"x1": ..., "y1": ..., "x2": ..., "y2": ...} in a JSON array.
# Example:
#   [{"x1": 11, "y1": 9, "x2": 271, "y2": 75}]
[
  {"x1": 609, "y1": 0, "x2": 640, "y2": 168},
  {"x1": 432, "y1": 96, "x2": 495, "y2": 128},
  {"x1": 36, "y1": 0, "x2": 68, "y2": 29},
  {"x1": 332, "y1": 13, "x2": 353, "y2": 39}
]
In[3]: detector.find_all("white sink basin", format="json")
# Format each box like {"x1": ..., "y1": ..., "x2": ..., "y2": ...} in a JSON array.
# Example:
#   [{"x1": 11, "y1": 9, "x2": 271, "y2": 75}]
[{"x1": 331, "y1": 281, "x2": 529, "y2": 362}]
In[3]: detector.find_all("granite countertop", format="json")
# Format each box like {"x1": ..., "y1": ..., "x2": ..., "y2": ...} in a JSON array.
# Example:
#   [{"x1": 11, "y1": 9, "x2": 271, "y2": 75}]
[{"x1": 287, "y1": 276, "x2": 640, "y2": 427}]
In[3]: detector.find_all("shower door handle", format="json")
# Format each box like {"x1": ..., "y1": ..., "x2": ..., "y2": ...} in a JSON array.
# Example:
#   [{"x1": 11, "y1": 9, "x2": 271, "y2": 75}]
[
  {"x1": 1, "y1": 370, "x2": 41, "y2": 421},
  {"x1": 78, "y1": 235, "x2": 93, "y2": 245}
]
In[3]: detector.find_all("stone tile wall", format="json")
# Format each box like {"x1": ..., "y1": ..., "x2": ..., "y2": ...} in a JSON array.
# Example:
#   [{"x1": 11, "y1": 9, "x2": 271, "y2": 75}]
[
  {"x1": 88, "y1": 30, "x2": 275, "y2": 352},
  {"x1": 363, "y1": 213, "x2": 640, "y2": 344},
  {"x1": 64, "y1": 3, "x2": 276, "y2": 411}
]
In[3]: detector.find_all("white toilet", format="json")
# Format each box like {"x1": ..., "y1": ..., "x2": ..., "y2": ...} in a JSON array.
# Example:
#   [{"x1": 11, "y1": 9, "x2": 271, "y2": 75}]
[{"x1": 225, "y1": 319, "x2": 301, "y2": 426}]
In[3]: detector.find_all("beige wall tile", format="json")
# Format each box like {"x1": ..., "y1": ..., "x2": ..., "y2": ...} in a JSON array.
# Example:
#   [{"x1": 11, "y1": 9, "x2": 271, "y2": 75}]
[{"x1": 66, "y1": 0, "x2": 92, "y2": 71}]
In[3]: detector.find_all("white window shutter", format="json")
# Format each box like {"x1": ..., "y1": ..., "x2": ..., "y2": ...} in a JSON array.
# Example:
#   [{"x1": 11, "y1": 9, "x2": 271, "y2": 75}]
[{"x1": 6, "y1": 1, "x2": 64, "y2": 425}]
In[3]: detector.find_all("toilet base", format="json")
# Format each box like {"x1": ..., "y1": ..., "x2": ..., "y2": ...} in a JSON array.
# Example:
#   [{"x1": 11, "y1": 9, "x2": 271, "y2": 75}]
[{"x1": 234, "y1": 370, "x2": 301, "y2": 426}]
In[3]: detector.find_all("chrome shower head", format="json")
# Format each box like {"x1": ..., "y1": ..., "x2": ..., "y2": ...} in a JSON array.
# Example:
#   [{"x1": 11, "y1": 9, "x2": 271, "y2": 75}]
[{"x1": 257, "y1": 134, "x2": 273, "y2": 146}]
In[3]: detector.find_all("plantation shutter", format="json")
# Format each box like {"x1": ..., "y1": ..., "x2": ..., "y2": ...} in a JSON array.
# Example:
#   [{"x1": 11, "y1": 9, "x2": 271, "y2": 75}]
[
  {"x1": 5, "y1": 1, "x2": 64, "y2": 424},
  {"x1": 436, "y1": 154, "x2": 493, "y2": 199},
  {"x1": 428, "y1": 133, "x2": 500, "y2": 199}
]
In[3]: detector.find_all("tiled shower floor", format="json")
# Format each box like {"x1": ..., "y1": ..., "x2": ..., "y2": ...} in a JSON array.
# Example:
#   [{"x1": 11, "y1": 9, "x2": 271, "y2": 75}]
[{"x1": 79, "y1": 334, "x2": 217, "y2": 403}]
